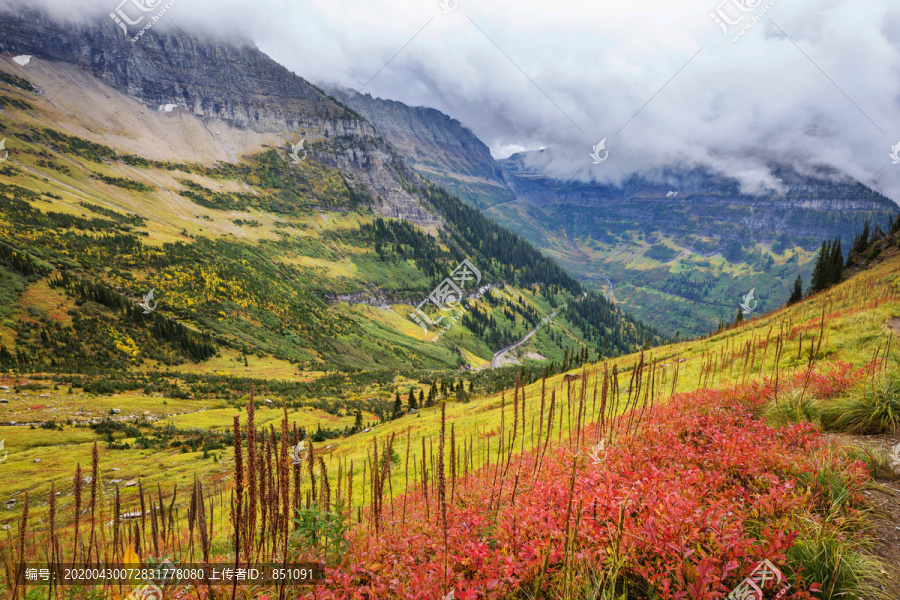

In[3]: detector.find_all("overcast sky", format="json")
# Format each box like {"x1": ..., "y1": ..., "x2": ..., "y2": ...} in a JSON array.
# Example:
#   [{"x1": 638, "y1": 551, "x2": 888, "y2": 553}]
[{"x1": 12, "y1": 0, "x2": 900, "y2": 201}]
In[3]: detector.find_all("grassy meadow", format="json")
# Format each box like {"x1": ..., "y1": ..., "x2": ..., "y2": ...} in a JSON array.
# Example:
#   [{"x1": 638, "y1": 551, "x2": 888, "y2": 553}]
[{"x1": 1, "y1": 230, "x2": 898, "y2": 599}]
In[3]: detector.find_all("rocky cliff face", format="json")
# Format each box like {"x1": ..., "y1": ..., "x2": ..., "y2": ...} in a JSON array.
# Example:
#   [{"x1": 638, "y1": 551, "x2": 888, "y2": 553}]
[
  {"x1": 499, "y1": 157, "x2": 897, "y2": 246},
  {"x1": 334, "y1": 89, "x2": 514, "y2": 209},
  {"x1": 0, "y1": 6, "x2": 341, "y2": 128},
  {"x1": 0, "y1": 6, "x2": 440, "y2": 227}
]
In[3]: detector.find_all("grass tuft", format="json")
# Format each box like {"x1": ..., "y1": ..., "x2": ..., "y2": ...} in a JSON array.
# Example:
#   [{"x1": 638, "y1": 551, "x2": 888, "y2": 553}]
[
  {"x1": 820, "y1": 373, "x2": 900, "y2": 435},
  {"x1": 762, "y1": 385, "x2": 822, "y2": 427},
  {"x1": 841, "y1": 443, "x2": 899, "y2": 480},
  {"x1": 787, "y1": 514, "x2": 889, "y2": 600}
]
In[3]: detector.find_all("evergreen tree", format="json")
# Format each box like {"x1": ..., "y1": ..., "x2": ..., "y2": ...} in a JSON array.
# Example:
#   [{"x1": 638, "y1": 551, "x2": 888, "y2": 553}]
[
  {"x1": 407, "y1": 388, "x2": 417, "y2": 410},
  {"x1": 853, "y1": 220, "x2": 870, "y2": 257},
  {"x1": 889, "y1": 215, "x2": 900, "y2": 236},
  {"x1": 418, "y1": 389, "x2": 425, "y2": 406},
  {"x1": 392, "y1": 394, "x2": 402, "y2": 420},
  {"x1": 735, "y1": 307, "x2": 744, "y2": 324},
  {"x1": 810, "y1": 241, "x2": 828, "y2": 293},
  {"x1": 788, "y1": 275, "x2": 803, "y2": 305},
  {"x1": 828, "y1": 239, "x2": 843, "y2": 286},
  {"x1": 354, "y1": 409, "x2": 363, "y2": 430}
]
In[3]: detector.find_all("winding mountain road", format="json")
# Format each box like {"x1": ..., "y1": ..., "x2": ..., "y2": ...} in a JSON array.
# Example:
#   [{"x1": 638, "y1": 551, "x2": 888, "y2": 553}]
[{"x1": 490, "y1": 292, "x2": 588, "y2": 369}]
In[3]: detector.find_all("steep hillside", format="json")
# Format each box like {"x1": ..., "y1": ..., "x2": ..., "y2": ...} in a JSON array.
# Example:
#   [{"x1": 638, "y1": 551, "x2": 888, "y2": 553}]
[
  {"x1": 335, "y1": 89, "x2": 515, "y2": 210},
  {"x1": 1, "y1": 188, "x2": 897, "y2": 599},
  {"x1": 0, "y1": 11, "x2": 663, "y2": 376},
  {"x1": 338, "y1": 94, "x2": 899, "y2": 337}
]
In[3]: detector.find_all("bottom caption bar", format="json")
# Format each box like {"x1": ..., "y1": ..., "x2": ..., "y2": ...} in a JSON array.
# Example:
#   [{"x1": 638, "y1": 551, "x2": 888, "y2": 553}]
[{"x1": 15, "y1": 563, "x2": 326, "y2": 586}]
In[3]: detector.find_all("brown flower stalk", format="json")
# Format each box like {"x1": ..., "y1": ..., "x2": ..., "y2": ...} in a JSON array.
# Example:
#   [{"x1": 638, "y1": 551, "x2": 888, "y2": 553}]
[
  {"x1": 319, "y1": 457, "x2": 331, "y2": 511},
  {"x1": 292, "y1": 423, "x2": 301, "y2": 529},
  {"x1": 307, "y1": 439, "x2": 317, "y2": 508},
  {"x1": 149, "y1": 489, "x2": 159, "y2": 558},
  {"x1": 257, "y1": 432, "x2": 267, "y2": 555},
  {"x1": 138, "y1": 479, "x2": 146, "y2": 542},
  {"x1": 156, "y1": 483, "x2": 165, "y2": 549},
  {"x1": 537, "y1": 391, "x2": 556, "y2": 476},
  {"x1": 246, "y1": 385, "x2": 257, "y2": 553},
  {"x1": 13, "y1": 492, "x2": 29, "y2": 600},
  {"x1": 403, "y1": 432, "x2": 410, "y2": 523},
  {"x1": 86, "y1": 442, "x2": 99, "y2": 566},
  {"x1": 535, "y1": 377, "x2": 546, "y2": 474},
  {"x1": 449, "y1": 424, "x2": 456, "y2": 502},
  {"x1": 233, "y1": 415, "x2": 244, "y2": 564},
  {"x1": 113, "y1": 484, "x2": 121, "y2": 559},
  {"x1": 166, "y1": 486, "x2": 178, "y2": 552},
  {"x1": 420, "y1": 437, "x2": 428, "y2": 520},
  {"x1": 73, "y1": 464, "x2": 82, "y2": 565},
  {"x1": 347, "y1": 459, "x2": 354, "y2": 519},
  {"x1": 438, "y1": 403, "x2": 448, "y2": 595},
  {"x1": 280, "y1": 403, "x2": 289, "y2": 550},
  {"x1": 48, "y1": 483, "x2": 58, "y2": 573}
]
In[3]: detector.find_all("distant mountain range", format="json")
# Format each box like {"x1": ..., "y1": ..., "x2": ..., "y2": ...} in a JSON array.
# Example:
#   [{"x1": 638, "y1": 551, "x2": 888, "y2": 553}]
[{"x1": 336, "y1": 90, "x2": 899, "y2": 336}]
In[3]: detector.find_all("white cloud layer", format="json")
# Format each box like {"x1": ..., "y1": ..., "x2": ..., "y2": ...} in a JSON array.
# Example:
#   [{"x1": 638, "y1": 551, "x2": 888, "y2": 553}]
[{"x1": 9, "y1": 0, "x2": 900, "y2": 202}]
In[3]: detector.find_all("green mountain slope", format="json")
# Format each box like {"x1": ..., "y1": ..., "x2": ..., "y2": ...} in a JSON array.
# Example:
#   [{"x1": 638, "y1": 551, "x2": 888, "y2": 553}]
[
  {"x1": 337, "y1": 93, "x2": 899, "y2": 338},
  {"x1": 0, "y1": 17, "x2": 662, "y2": 376}
]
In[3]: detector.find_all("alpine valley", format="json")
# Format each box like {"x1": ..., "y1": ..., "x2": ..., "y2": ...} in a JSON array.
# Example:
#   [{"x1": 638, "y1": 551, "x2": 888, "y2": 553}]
[
  {"x1": 336, "y1": 90, "x2": 899, "y2": 337},
  {"x1": 0, "y1": 7, "x2": 661, "y2": 376},
  {"x1": 0, "y1": 5, "x2": 899, "y2": 600}
]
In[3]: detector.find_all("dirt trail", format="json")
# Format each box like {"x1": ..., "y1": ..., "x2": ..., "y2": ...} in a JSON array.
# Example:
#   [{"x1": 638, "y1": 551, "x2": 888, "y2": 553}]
[
  {"x1": 889, "y1": 317, "x2": 900, "y2": 335},
  {"x1": 828, "y1": 431, "x2": 900, "y2": 596}
]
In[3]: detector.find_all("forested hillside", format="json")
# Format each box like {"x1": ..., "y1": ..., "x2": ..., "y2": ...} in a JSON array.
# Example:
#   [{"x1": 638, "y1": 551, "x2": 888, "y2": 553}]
[{"x1": 0, "y1": 46, "x2": 661, "y2": 376}]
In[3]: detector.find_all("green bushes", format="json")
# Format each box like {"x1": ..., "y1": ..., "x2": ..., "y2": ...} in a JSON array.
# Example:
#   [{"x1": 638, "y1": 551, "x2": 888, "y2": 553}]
[
  {"x1": 645, "y1": 243, "x2": 679, "y2": 261},
  {"x1": 289, "y1": 502, "x2": 350, "y2": 566}
]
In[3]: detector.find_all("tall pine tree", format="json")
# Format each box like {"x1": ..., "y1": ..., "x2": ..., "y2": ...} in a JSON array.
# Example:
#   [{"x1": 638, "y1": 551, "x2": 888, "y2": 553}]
[
  {"x1": 810, "y1": 240, "x2": 828, "y2": 293},
  {"x1": 788, "y1": 275, "x2": 803, "y2": 305},
  {"x1": 828, "y1": 239, "x2": 843, "y2": 286},
  {"x1": 851, "y1": 220, "x2": 870, "y2": 259},
  {"x1": 392, "y1": 392, "x2": 402, "y2": 419}
]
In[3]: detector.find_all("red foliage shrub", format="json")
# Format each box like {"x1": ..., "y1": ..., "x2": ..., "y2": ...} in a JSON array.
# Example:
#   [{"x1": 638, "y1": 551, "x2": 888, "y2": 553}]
[{"x1": 304, "y1": 364, "x2": 869, "y2": 599}]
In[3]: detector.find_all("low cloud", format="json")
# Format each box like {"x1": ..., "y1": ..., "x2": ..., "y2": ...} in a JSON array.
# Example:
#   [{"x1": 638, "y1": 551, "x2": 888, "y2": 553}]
[{"x1": 8, "y1": 0, "x2": 900, "y2": 202}]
